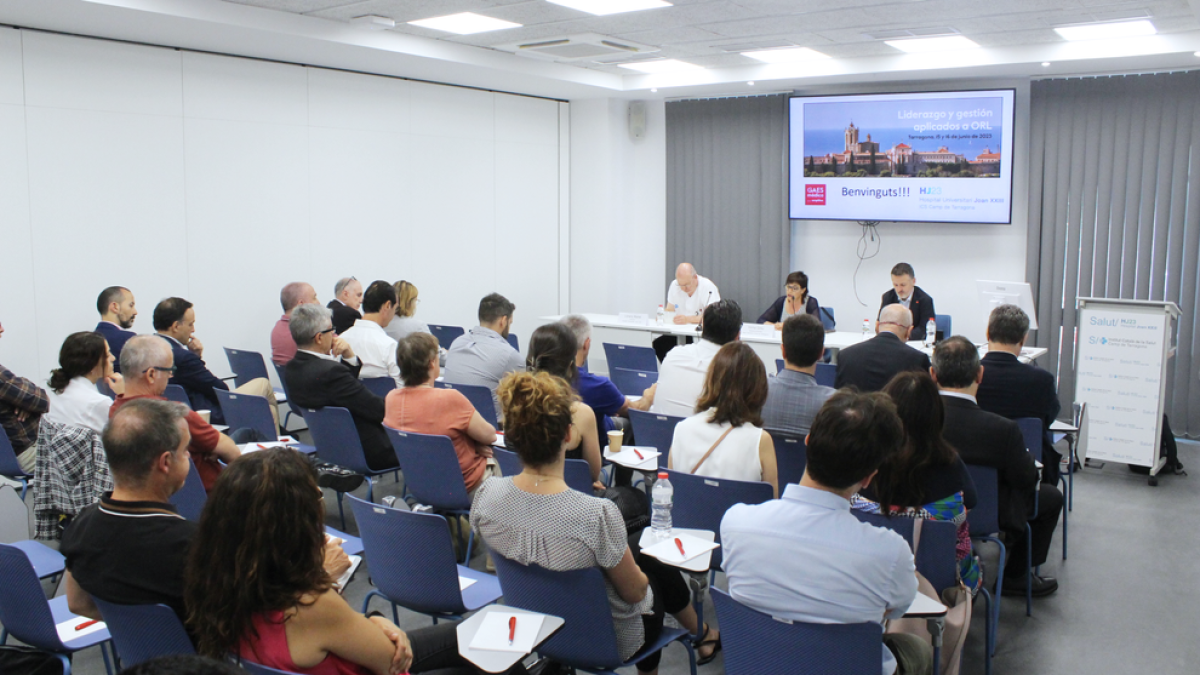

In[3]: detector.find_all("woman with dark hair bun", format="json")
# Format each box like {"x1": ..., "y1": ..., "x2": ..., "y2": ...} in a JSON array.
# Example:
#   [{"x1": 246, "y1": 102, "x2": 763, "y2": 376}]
[
  {"x1": 525, "y1": 323, "x2": 602, "y2": 485},
  {"x1": 45, "y1": 331, "x2": 123, "y2": 433}
]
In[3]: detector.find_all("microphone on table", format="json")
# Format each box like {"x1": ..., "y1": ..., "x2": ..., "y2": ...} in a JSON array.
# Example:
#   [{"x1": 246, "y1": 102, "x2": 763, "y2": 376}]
[{"x1": 697, "y1": 291, "x2": 712, "y2": 331}]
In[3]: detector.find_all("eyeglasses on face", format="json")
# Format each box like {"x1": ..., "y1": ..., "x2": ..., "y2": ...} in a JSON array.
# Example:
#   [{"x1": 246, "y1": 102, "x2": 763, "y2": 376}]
[{"x1": 144, "y1": 365, "x2": 179, "y2": 375}]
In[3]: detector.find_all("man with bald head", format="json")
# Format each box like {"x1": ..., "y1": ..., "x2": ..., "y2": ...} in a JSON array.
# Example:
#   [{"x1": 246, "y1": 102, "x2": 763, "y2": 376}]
[
  {"x1": 835, "y1": 304, "x2": 931, "y2": 392},
  {"x1": 327, "y1": 277, "x2": 363, "y2": 335},
  {"x1": 272, "y1": 282, "x2": 319, "y2": 366},
  {"x1": 654, "y1": 263, "x2": 721, "y2": 361}
]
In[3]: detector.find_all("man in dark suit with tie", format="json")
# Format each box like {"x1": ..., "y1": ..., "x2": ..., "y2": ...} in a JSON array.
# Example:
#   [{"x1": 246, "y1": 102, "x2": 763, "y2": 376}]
[
  {"x1": 835, "y1": 304, "x2": 931, "y2": 392},
  {"x1": 933, "y1": 336, "x2": 1062, "y2": 598},
  {"x1": 880, "y1": 262, "x2": 936, "y2": 342},
  {"x1": 285, "y1": 303, "x2": 397, "y2": 471},
  {"x1": 976, "y1": 304, "x2": 1062, "y2": 483},
  {"x1": 326, "y1": 276, "x2": 363, "y2": 335}
]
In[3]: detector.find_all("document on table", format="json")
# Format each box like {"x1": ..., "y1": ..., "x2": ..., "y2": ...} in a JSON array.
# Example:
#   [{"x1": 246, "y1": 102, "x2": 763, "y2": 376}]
[
  {"x1": 603, "y1": 447, "x2": 660, "y2": 469},
  {"x1": 459, "y1": 575, "x2": 478, "y2": 591},
  {"x1": 641, "y1": 532, "x2": 719, "y2": 565},
  {"x1": 468, "y1": 611, "x2": 545, "y2": 653},
  {"x1": 57, "y1": 617, "x2": 106, "y2": 643},
  {"x1": 334, "y1": 555, "x2": 362, "y2": 593}
]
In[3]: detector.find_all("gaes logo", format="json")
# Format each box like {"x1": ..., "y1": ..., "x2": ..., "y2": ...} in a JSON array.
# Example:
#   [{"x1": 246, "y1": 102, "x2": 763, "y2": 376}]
[{"x1": 805, "y1": 184, "x2": 826, "y2": 206}]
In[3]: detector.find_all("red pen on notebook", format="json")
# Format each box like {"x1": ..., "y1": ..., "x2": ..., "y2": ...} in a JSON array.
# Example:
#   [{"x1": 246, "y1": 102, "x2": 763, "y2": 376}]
[
  {"x1": 75, "y1": 619, "x2": 100, "y2": 631},
  {"x1": 257, "y1": 444, "x2": 267, "y2": 449},
  {"x1": 674, "y1": 537, "x2": 686, "y2": 557},
  {"x1": 508, "y1": 616, "x2": 517, "y2": 645},
  {"x1": 633, "y1": 448, "x2": 644, "y2": 460}
]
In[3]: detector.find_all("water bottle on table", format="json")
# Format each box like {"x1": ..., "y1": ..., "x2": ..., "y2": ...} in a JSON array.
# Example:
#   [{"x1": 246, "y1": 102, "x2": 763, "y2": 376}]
[
  {"x1": 862, "y1": 318, "x2": 871, "y2": 338},
  {"x1": 656, "y1": 304, "x2": 665, "y2": 326},
  {"x1": 651, "y1": 472, "x2": 673, "y2": 541},
  {"x1": 925, "y1": 317, "x2": 937, "y2": 347}
]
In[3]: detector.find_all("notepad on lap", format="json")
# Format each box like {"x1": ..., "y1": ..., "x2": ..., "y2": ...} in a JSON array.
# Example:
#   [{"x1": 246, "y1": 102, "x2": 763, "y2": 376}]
[
  {"x1": 468, "y1": 612, "x2": 544, "y2": 653},
  {"x1": 641, "y1": 532, "x2": 719, "y2": 565},
  {"x1": 57, "y1": 617, "x2": 106, "y2": 643},
  {"x1": 334, "y1": 555, "x2": 362, "y2": 593}
]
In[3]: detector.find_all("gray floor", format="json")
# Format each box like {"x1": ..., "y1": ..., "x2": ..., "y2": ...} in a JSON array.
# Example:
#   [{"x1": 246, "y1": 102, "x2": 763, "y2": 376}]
[{"x1": 23, "y1": 440, "x2": 1200, "y2": 674}]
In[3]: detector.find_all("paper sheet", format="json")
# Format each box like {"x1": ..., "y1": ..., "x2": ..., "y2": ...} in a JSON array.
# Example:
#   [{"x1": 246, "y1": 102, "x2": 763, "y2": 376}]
[
  {"x1": 239, "y1": 441, "x2": 295, "y2": 454},
  {"x1": 459, "y1": 575, "x2": 478, "y2": 591},
  {"x1": 640, "y1": 532, "x2": 719, "y2": 565},
  {"x1": 334, "y1": 555, "x2": 362, "y2": 593},
  {"x1": 57, "y1": 617, "x2": 106, "y2": 644},
  {"x1": 603, "y1": 447, "x2": 659, "y2": 469},
  {"x1": 492, "y1": 435, "x2": 506, "y2": 448},
  {"x1": 468, "y1": 611, "x2": 545, "y2": 653}
]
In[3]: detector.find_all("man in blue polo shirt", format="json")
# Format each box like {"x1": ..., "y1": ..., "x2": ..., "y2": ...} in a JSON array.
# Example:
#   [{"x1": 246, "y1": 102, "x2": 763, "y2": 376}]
[{"x1": 560, "y1": 315, "x2": 656, "y2": 437}]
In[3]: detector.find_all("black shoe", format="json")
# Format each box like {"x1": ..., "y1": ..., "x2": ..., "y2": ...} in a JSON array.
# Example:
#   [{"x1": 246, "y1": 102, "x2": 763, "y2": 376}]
[
  {"x1": 314, "y1": 461, "x2": 365, "y2": 493},
  {"x1": 1002, "y1": 573, "x2": 1058, "y2": 598}
]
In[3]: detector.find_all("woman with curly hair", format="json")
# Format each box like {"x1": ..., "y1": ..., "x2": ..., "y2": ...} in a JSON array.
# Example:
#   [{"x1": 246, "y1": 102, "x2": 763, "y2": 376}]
[{"x1": 524, "y1": 323, "x2": 602, "y2": 484}]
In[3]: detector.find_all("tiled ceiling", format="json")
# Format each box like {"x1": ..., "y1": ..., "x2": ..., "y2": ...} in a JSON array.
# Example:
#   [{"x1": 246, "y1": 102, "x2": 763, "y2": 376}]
[{"x1": 224, "y1": 0, "x2": 1200, "y2": 72}]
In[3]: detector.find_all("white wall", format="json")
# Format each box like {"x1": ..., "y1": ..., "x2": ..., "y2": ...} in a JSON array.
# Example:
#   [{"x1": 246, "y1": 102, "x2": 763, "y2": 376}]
[
  {"x1": 791, "y1": 79, "x2": 1032, "y2": 343},
  {"x1": 0, "y1": 30, "x2": 564, "y2": 383}
]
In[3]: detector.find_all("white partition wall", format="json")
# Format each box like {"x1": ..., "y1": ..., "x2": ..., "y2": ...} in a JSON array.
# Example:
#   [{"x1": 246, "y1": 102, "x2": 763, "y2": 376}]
[{"x1": 0, "y1": 30, "x2": 566, "y2": 382}]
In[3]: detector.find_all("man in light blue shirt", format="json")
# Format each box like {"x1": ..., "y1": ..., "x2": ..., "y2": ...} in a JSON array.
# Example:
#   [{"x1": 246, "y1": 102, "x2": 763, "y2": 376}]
[
  {"x1": 443, "y1": 293, "x2": 525, "y2": 419},
  {"x1": 722, "y1": 390, "x2": 932, "y2": 675},
  {"x1": 763, "y1": 313, "x2": 835, "y2": 436}
]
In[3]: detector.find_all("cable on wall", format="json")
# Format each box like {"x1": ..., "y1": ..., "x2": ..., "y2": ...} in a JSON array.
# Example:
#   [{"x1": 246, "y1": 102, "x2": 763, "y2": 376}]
[{"x1": 852, "y1": 221, "x2": 881, "y2": 306}]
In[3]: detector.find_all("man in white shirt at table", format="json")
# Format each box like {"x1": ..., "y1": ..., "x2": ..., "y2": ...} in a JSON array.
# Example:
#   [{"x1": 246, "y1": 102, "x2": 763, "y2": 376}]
[
  {"x1": 650, "y1": 300, "x2": 741, "y2": 418},
  {"x1": 338, "y1": 280, "x2": 401, "y2": 387},
  {"x1": 654, "y1": 263, "x2": 722, "y2": 362},
  {"x1": 721, "y1": 389, "x2": 932, "y2": 675}
]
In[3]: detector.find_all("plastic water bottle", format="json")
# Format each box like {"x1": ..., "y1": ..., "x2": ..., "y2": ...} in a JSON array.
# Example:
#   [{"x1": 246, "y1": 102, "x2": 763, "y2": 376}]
[
  {"x1": 862, "y1": 318, "x2": 871, "y2": 337},
  {"x1": 925, "y1": 318, "x2": 937, "y2": 347},
  {"x1": 651, "y1": 472, "x2": 673, "y2": 541},
  {"x1": 656, "y1": 304, "x2": 665, "y2": 326}
]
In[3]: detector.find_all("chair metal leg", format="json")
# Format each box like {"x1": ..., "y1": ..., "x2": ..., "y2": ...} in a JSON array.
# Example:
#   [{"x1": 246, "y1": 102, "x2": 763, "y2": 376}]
[
  {"x1": 336, "y1": 492, "x2": 346, "y2": 530},
  {"x1": 978, "y1": 588, "x2": 993, "y2": 675},
  {"x1": 1, "y1": 627, "x2": 7, "y2": 644},
  {"x1": 366, "y1": 479, "x2": 374, "y2": 504},
  {"x1": 463, "y1": 528, "x2": 475, "y2": 565},
  {"x1": 101, "y1": 641, "x2": 116, "y2": 675},
  {"x1": 57, "y1": 654, "x2": 71, "y2": 675},
  {"x1": 1061, "y1": 476, "x2": 1069, "y2": 560},
  {"x1": 1025, "y1": 523, "x2": 1033, "y2": 617}
]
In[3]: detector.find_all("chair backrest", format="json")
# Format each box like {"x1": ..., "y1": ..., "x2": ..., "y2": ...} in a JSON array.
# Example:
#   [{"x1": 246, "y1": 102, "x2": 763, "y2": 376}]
[
  {"x1": 935, "y1": 315, "x2": 952, "y2": 339},
  {"x1": 964, "y1": 464, "x2": 1002, "y2": 536},
  {"x1": 850, "y1": 512, "x2": 958, "y2": 593},
  {"x1": 628, "y1": 409, "x2": 683, "y2": 470},
  {"x1": 711, "y1": 588, "x2": 879, "y2": 675},
  {"x1": 96, "y1": 379, "x2": 117, "y2": 400},
  {"x1": 490, "y1": 554, "x2": 625, "y2": 669},
  {"x1": 223, "y1": 347, "x2": 270, "y2": 389},
  {"x1": 1015, "y1": 417, "x2": 1043, "y2": 462},
  {"x1": 0, "y1": 544, "x2": 66, "y2": 650},
  {"x1": 492, "y1": 446, "x2": 523, "y2": 477},
  {"x1": 272, "y1": 363, "x2": 306, "y2": 421},
  {"x1": 0, "y1": 431, "x2": 31, "y2": 478},
  {"x1": 163, "y1": 384, "x2": 192, "y2": 409},
  {"x1": 665, "y1": 469, "x2": 774, "y2": 570},
  {"x1": 775, "y1": 359, "x2": 785, "y2": 374},
  {"x1": 346, "y1": 495, "x2": 466, "y2": 616},
  {"x1": 766, "y1": 429, "x2": 807, "y2": 487},
  {"x1": 818, "y1": 306, "x2": 837, "y2": 331},
  {"x1": 385, "y1": 429, "x2": 471, "y2": 511},
  {"x1": 92, "y1": 599, "x2": 194, "y2": 667},
  {"x1": 213, "y1": 390, "x2": 278, "y2": 441},
  {"x1": 491, "y1": 447, "x2": 592, "y2": 495},
  {"x1": 434, "y1": 381, "x2": 498, "y2": 429},
  {"x1": 814, "y1": 362, "x2": 836, "y2": 388},
  {"x1": 305, "y1": 407, "x2": 373, "y2": 475},
  {"x1": 361, "y1": 377, "x2": 397, "y2": 398},
  {"x1": 169, "y1": 460, "x2": 208, "y2": 522},
  {"x1": 0, "y1": 485, "x2": 30, "y2": 543},
  {"x1": 602, "y1": 343, "x2": 658, "y2": 373},
  {"x1": 609, "y1": 368, "x2": 658, "y2": 397},
  {"x1": 506, "y1": 333, "x2": 520, "y2": 352},
  {"x1": 429, "y1": 324, "x2": 465, "y2": 350}
]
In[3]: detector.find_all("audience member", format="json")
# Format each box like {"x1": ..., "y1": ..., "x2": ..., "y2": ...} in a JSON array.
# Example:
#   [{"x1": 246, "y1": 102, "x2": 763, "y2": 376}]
[
  {"x1": 185, "y1": 449, "x2": 486, "y2": 675},
  {"x1": 62, "y1": 399, "x2": 197, "y2": 620},
  {"x1": 113, "y1": 336, "x2": 240, "y2": 492},
  {"x1": 443, "y1": 293, "x2": 524, "y2": 420},
  {"x1": 526, "y1": 323, "x2": 602, "y2": 484},
  {"x1": 855, "y1": 371, "x2": 982, "y2": 593},
  {"x1": 271, "y1": 282, "x2": 318, "y2": 366},
  {"x1": 762, "y1": 314, "x2": 834, "y2": 435},
  {"x1": 383, "y1": 280, "x2": 434, "y2": 344},
  {"x1": 285, "y1": 304, "x2": 397, "y2": 471},
  {"x1": 721, "y1": 390, "x2": 931, "y2": 675},
  {"x1": 45, "y1": 331, "x2": 123, "y2": 434},
  {"x1": 153, "y1": 297, "x2": 278, "y2": 427},
  {"x1": 385, "y1": 332, "x2": 497, "y2": 494},
  {"x1": 561, "y1": 314, "x2": 655, "y2": 436},
  {"x1": 835, "y1": 304, "x2": 931, "y2": 392},
  {"x1": 95, "y1": 286, "x2": 138, "y2": 371},
  {"x1": 758, "y1": 271, "x2": 820, "y2": 328},
  {"x1": 653, "y1": 262, "x2": 721, "y2": 361},
  {"x1": 0, "y1": 320, "x2": 48, "y2": 472},
  {"x1": 933, "y1": 336, "x2": 1062, "y2": 598},
  {"x1": 976, "y1": 304, "x2": 1062, "y2": 482},
  {"x1": 650, "y1": 299, "x2": 741, "y2": 417},
  {"x1": 881, "y1": 262, "x2": 936, "y2": 342},
  {"x1": 327, "y1": 276, "x2": 363, "y2": 335},
  {"x1": 340, "y1": 280, "x2": 401, "y2": 386},
  {"x1": 473, "y1": 372, "x2": 720, "y2": 672},
  {"x1": 668, "y1": 342, "x2": 778, "y2": 496}
]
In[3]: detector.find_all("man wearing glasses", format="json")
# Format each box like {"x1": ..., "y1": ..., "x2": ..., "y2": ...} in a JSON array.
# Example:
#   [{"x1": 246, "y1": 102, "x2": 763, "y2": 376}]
[
  {"x1": 109, "y1": 335, "x2": 241, "y2": 492},
  {"x1": 834, "y1": 304, "x2": 931, "y2": 392}
]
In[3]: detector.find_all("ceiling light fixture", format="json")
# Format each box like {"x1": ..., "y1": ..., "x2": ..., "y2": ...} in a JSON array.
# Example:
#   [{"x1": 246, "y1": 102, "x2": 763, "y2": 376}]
[
  {"x1": 1042, "y1": 61, "x2": 1051, "y2": 67},
  {"x1": 547, "y1": 0, "x2": 671, "y2": 16},
  {"x1": 743, "y1": 47, "x2": 830, "y2": 63},
  {"x1": 747, "y1": 81, "x2": 755, "y2": 85},
  {"x1": 651, "y1": 88, "x2": 658, "y2": 92},
  {"x1": 1053, "y1": 20, "x2": 1156, "y2": 41},
  {"x1": 884, "y1": 36, "x2": 980, "y2": 53},
  {"x1": 408, "y1": 12, "x2": 522, "y2": 35},
  {"x1": 618, "y1": 59, "x2": 703, "y2": 73},
  {"x1": 351, "y1": 15, "x2": 396, "y2": 30}
]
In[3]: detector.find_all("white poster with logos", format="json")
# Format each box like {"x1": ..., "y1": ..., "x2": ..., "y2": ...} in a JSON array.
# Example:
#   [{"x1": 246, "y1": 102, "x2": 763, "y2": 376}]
[{"x1": 1074, "y1": 303, "x2": 1169, "y2": 467}]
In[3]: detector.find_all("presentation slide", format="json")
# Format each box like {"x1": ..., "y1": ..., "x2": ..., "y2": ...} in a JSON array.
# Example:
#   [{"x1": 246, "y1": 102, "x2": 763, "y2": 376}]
[{"x1": 789, "y1": 89, "x2": 1016, "y2": 224}]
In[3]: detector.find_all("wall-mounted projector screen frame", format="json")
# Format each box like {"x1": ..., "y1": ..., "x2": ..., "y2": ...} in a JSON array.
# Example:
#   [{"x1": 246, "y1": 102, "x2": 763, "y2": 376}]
[{"x1": 788, "y1": 89, "x2": 1016, "y2": 224}]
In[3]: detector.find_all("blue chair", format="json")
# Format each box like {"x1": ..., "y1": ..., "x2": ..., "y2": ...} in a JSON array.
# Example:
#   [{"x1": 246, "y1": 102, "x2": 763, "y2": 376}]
[
  {"x1": 222, "y1": 347, "x2": 274, "y2": 390},
  {"x1": 272, "y1": 363, "x2": 306, "y2": 426},
  {"x1": 610, "y1": 368, "x2": 658, "y2": 397},
  {"x1": 935, "y1": 315, "x2": 952, "y2": 339},
  {"x1": 385, "y1": 429, "x2": 475, "y2": 563},
  {"x1": 163, "y1": 384, "x2": 192, "y2": 409},
  {"x1": 0, "y1": 544, "x2": 116, "y2": 675},
  {"x1": 628, "y1": 409, "x2": 683, "y2": 470},
  {"x1": 814, "y1": 362, "x2": 836, "y2": 387},
  {"x1": 169, "y1": 460, "x2": 208, "y2": 523},
  {"x1": 507, "y1": 333, "x2": 520, "y2": 352},
  {"x1": 96, "y1": 379, "x2": 117, "y2": 400},
  {"x1": 347, "y1": 495, "x2": 502, "y2": 624},
  {"x1": 0, "y1": 432, "x2": 33, "y2": 500},
  {"x1": 712, "y1": 588, "x2": 878, "y2": 675},
  {"x1": 818, "y1": 306, "x2": 837, "y2": 331},
  {"x1": 1017, "y1": 416, "x2": 1067, "y2": 562},
  {"x1": 665, "y1": 469, "x2": 773, "y2": 572},
  {"x1": 361, "y1": 377, "x2": 397, "y2": 398},
  {"x1": 603, "y1": 343, "x2": 658, "y2": 372},
  {"x1": 491, "y1": 553, "x2": 697, "y2": 675},
  {"x1": 429, "y1": 324, "x2": 465, "y2": 350},
  {"x1": 775, "y1": 359, "x2": 785, "y2": 374},
  {"x1": 492, "y1": 447, "x2": 594, "y2": 495},
  {"x1": 305, "y1": 406, "x2": 396, "y2": 528},
  {"x1": 766, "y1": 429, "x2": 807, "y2": 487},
  {"x1": 91, "y1": 599, "x2": 194, "y2": 668},
  {"x1": 966, "y1": 463, "x2": 1008, "y2": 664},
  {"x1": 434, "y1": 381, "x2": 498, "y2": 429},
  {"x1": 214, "y1": 390, "x2": 275, "y2": 442},
  {"x1": 0, "y1": 485, "x2": 65, "y2": 582}
]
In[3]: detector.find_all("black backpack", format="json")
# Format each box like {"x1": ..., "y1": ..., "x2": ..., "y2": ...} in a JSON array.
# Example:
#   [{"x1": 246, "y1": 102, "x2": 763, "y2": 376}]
[{"x1": 0, "y1": 645, "x2": 63, "y2": 675}]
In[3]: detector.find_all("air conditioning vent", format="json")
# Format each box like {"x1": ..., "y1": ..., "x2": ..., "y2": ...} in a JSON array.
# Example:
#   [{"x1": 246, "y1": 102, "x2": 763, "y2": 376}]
[
  {"x1": 495, "y1": 33, "x2": 657, "y2": 62},
  {"x1": 863, "y1": 27, "x2": 959, "y2": 40}
]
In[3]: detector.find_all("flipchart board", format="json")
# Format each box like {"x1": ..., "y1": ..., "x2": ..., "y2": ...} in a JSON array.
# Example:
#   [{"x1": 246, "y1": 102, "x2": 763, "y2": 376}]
[{"x1": 1074, "y1": 298, "x2": 1180, "y2": 472}]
